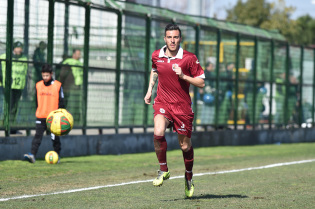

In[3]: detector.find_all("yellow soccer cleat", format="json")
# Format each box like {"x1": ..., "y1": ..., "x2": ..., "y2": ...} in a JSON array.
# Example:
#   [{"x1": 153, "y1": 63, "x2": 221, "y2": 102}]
[
  {"x1": 185, "y1": 178, "x2": 194, "y2": 198},
  {"x1": 153, "y1": 170, "x2": 170, "y2": 187}
]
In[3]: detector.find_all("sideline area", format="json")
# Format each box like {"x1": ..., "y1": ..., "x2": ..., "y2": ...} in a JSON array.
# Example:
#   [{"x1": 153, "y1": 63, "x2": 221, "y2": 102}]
[
  {"x1": 1, "y1": 159, "x2": 314, "y2": 202},
  {"x1": 1, "y1": 128, "x2": 315, "y2": 161}
]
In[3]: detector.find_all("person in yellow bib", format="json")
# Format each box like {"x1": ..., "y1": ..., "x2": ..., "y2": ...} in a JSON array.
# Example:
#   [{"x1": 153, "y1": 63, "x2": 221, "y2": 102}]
[
  {"x1": 0, "y1": 41, "x2": 28, "y2": 134},
  {"x1": 59, "y1": 49, "x2": 83, "y2": 124}
]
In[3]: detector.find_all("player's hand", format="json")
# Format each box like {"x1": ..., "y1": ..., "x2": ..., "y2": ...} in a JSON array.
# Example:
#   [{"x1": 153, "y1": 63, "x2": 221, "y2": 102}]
[
  {"x1": 144, "y1": 92, "x2": 152, "y2": 104},
  {"x1": 172, "y1": 64, "x2": 184, "y2": 79}
]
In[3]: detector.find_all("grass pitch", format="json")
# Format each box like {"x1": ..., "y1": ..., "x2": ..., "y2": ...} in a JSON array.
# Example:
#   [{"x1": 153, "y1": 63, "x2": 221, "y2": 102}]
[{"x1": 1, "y1": 143, "x2": 315, "y2": 208}]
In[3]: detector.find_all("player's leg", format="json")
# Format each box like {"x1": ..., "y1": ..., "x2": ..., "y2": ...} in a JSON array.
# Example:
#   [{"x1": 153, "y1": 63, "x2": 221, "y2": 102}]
[
  {"x1": 153, "y1": 114, "x2": 171, "y2": 186},
  {"x1": 51, "y1": 134, "x2": 61, "y2": 155},
  {"x1": 178, "y1": 134, "x2": 194, "y2": 180},
  {"x1": 178, "y1": 134, "x2": 195, "y2": 198},
  {"x1": 10, "y1": 89, "x2": 23, "y2": 134},
  {"x1": 24, "y1": 119, "x2": 46, "y2": 163},
  {"x1": 51, "y1": 134, "x2": 61, "y2": 163}
]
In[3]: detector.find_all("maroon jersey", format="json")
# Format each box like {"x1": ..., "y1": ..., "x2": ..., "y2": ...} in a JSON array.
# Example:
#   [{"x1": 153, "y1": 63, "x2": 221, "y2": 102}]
[{"x1": 151, "y1": 46, "x2": 205, "y2": 114}]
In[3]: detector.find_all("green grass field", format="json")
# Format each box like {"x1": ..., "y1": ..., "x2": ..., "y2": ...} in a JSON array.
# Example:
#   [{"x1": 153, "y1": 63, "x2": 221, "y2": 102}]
[{"x1": 1, "y1": 143, "x2": 315, "y2": 208}]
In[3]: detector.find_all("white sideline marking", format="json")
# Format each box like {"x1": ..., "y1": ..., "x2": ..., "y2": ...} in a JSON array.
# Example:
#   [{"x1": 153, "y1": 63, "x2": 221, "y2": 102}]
[{"x1": 1, "y1": 159, "x2": 314, "y2": 202}]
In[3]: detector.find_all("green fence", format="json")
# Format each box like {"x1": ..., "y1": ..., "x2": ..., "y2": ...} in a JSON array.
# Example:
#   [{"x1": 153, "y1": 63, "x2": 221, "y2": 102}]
[{"x1": 0, "y1": 0, "x2": 314, "y2": 136}]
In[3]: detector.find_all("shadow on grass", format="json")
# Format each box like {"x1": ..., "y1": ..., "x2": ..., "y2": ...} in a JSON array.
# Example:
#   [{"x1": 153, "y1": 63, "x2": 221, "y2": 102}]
[
  {"x1": 191, "y1": 194, "x2": 248, "y2": 199},
  {"x1": 57, "y1": 161, "x2": 84, "y2": 164},
  {"x1": 162, "y1": 194, "x2": 248, "y2": 201}
]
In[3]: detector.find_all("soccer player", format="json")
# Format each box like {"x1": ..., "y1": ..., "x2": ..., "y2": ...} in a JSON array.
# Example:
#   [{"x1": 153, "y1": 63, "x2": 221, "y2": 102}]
[
  {"x1": 24, "y1": 64, "x2": 65, "y2": 163},
  {"x1": 144, "y1": 23, "x2": 205, "y2": 198}
]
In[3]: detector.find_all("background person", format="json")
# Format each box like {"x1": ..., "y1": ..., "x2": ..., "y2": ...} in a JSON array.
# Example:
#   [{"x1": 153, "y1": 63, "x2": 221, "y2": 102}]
[
  {"x1": 33, "y1": 41, "x2": 47, "y2": 83},
  {"x1": 144, "y1": 23, "x2": 205, "y2": 198},
  {"x1": 0, "y1": 41, "x2": 28, "y2": 134},
  {"x1": 59, "y1": 49, "x2": 83, "y2": 124},
  {"x1": 24, "y1": 64, "x2": 64, "y2": 163}
]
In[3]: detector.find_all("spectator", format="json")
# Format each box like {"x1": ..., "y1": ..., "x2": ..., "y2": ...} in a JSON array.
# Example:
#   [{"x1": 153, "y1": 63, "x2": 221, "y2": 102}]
[
  {"x1": 59, "y1": 49, "x2": 83, "y2": 124},
  {"x1": 0, "y1": 41, "x2": 28, "y2": 134},
  {"x1": 33, "y1": 41, "x2": 47, "y2": 83}
]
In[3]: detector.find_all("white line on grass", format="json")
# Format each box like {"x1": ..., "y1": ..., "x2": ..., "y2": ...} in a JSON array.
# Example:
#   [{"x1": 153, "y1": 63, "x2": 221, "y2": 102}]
[{"x1": 1, "y1": 159, "x2": 314, "y2": 202}]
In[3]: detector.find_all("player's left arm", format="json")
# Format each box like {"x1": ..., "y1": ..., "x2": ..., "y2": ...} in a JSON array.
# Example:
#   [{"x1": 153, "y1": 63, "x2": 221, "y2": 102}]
[
  {"x1": 173, "y1": 56, "x2": 205, "y2": 88},
  {"x1": 180, "y1": 74, "x2": 205, "y2": 88}
]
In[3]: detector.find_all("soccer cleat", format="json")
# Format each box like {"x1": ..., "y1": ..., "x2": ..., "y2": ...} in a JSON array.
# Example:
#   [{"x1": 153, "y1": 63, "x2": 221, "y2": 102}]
[
  {"x1": 153, "y1": 170, "x2": 170, "y2": 187},
  {"x1": 185, "y1": 178, "x2": 194, "y2": 198},
  {"x1": 24, "y1": 153, "x2": 36, "y2": 163}
]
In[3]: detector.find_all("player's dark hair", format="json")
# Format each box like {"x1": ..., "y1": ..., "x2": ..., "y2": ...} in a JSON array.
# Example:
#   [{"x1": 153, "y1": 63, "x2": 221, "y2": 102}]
[
  {"x1": 41, "y1": 64, "x2": 53, "y2": 73},
  {"x1": 165, "y1": 23, "x2": 181, "y2": 37},
  {"x1": 39, "y1": 41, "x2": 46, "y2": 47}
]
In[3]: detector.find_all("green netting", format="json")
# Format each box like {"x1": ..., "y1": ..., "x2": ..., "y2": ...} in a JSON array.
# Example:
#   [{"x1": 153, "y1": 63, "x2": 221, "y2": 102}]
[
  {"x1": 301, "y1": 49, "x2": 314, "y2": 123},
  {"x1": 257, "y1": 40, "x2": 272, "y2": 81},
  {"x1": 121, "y1": 16, "x2": 146, "y2": 71},
  {"x1": 87, "y1": 69, "x2": 116, "y2": 126},
  {"x1": 290, "y1": 46, "x2": 301, "y2": 84},
  {"x1": 120, "y1": 71, "x2": 145, "y2": 126},
  {"x1": 256, "y1": 40, "x2": 273, "y2": 123},
  {"x1": 194, "y1": 29, "x2": 217, "y2": 125},
  {"x1": 273, "y1": 42, "x2": 288, "y2": 126},
  {"x1": 239, "y1": 37, "x2": 255, "y2": 125},
  {"x1": 0, "y1": 1, "x2": 8, "y2": 126},
  {"x1": 214, "y1": 34, "x2": 235, "y2": 126},
  {"x1": 87, "y1": 0, "x2": 286, "y2": 41},
  {"x1": 303, "y1": 49, "x2": 314, "y2": 85},
  {"x1": 286, "y1": 46, "x2": 300, "y2": 125},
  {"x1": 89, "y1": 9, "x2": 117, "y2": 69}
]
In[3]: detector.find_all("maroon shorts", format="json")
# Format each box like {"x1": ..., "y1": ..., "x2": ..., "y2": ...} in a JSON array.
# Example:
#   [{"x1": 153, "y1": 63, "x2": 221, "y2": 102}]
[{"x1": 153, "y1": 102, "x2": 194, "y2": 138}]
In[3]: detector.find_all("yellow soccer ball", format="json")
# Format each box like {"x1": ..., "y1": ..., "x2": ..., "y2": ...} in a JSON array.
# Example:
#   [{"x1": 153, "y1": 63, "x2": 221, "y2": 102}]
[
  {"x1": 45, "y1": 151, "x2": 59, "y2": 164},
  {"x1": 46, "y1": 108, "x2": 73, "y2": 136}
]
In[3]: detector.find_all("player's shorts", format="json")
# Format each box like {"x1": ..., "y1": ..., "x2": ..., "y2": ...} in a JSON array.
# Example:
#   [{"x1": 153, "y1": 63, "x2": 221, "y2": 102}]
[{"x1": 153, "y1": 102, "x2": 194, "y2": 138}]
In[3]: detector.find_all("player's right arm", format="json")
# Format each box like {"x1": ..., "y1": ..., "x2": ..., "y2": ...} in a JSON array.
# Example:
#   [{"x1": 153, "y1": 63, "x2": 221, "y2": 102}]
[{"x1": 144, "y1": 70, "x2": 158, "y2": 104}]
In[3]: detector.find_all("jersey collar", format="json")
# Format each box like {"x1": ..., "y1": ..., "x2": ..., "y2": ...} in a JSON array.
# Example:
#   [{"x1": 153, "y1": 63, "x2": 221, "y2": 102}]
[{"x1": 159, "y1": 45, "x2": 183, "y2": 59}]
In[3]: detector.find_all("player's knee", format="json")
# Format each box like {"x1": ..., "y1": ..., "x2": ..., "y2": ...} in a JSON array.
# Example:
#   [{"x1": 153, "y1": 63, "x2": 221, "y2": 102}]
[
  {"x1": 180, "y1": 143, "x2": 191, "y2": 152},
  {"x1": 154, "y1": 127, "x2": 165, "y2": 136}
]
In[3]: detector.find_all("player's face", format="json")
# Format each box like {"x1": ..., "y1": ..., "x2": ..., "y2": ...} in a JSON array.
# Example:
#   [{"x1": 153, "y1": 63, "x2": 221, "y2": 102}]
[
  {"x1": 42, "y1": 72, "x2": 52, "y2": 83},
  {"x1": 13, "y1": 47, "x2": 23, "y2": 55},
  {"x1": 73, "y1": 50, "x2": 81, "y2": 60},
  {"x1": 40, "y1": 43, "x2": 47, "y2": 50},
  {"x1": 164, "y1": 30, "x2": 182, "y2": 53}
]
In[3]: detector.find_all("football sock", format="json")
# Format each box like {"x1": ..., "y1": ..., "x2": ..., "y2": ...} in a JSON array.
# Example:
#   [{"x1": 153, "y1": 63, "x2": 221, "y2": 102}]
[
  {"x1": 183, "y1": 146, "x2": 194, "y2": 180},
  {"x1": 154, "y1": 135, "x2": 168, "y2": 172}
]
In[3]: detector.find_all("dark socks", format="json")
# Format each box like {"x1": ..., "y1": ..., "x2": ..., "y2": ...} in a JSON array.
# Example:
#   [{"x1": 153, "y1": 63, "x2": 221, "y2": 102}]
[
  {"x1": 183, "y1": 146, "x2": 194, "y2": 180},
  {"x1": 154, "y1": 135, "x2": 168, "y2": 171}
]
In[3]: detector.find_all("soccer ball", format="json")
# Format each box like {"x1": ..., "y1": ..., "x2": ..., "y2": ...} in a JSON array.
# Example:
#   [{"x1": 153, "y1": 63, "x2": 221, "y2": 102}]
[
  {"x1": 46, "y1": 108, "x2": 73, "y2": 136},
  {"x1": 45, "y1": 151, "x2": 59, "y2": 164}
]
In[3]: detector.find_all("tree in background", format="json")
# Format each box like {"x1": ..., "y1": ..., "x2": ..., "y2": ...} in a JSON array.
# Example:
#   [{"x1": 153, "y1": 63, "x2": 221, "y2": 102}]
[
  {"x1": 226, "y1": 0, "x2": 272, "y2": 27},
  {"x1": 226, "y1": 0, "x2": 314, "y2": 46},
  {"x1": 295, "y1": 15, "x2": 315, "y2": 46}
]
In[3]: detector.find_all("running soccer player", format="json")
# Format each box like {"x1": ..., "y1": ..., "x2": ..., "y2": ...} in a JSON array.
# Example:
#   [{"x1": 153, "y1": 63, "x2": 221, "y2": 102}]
[{"x1": 144, "y1": 23, "x2": 205, "y2": 198}]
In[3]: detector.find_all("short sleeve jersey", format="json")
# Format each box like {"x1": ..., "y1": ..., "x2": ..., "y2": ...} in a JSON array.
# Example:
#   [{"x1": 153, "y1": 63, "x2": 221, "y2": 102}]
[{"x1": 151, "y1": 46, "x2": 205, "y2": 108}]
